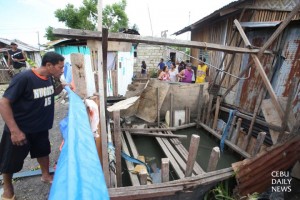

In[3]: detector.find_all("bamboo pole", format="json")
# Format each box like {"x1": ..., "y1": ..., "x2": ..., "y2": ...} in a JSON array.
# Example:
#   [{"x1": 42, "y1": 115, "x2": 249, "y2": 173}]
[
  {"x1": 207, "y1": 147, "x2": 220, "y2": 172},
  {"x1": 185, "y1": 135, "x2": 200, "y2": 177},
  {"x1": 161, "y1": 158, "x2": 170, "y2": 183}
]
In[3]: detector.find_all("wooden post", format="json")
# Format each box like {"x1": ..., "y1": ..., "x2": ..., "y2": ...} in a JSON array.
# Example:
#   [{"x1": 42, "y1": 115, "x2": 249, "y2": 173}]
[
  {"x1": 228, "y1": 116, "x2": 237, "y2": 139},
  {"x1": 201, "y1": 103, "x2": 207, "y2": 124},
  {"x1": 113, "y1": 110, "x2": 122, "y2": 187},
  {"x1": 185, "y1": 107, "x2": 190, "y2": 124},
  {"x1": 252, "y1": 132, "x2": 266, "y2": 156},
  {"x1": 170, "y1": 93, "x2": 174, "y2": 127},
  {"x1": 157, "y1": 87, "x2": 160, "y2": 127},
  {"x1": 185, "y1": 134, "x2": 200, "y2": 177},
  {"x1": 96, "y1": 0, "x2": 109, "y2": 185},
  {"x1": 207, "y1": 147, "x2": 220, "y2": 172},
  {"x1": 197, "y1": 85, "x2": 204, "y2": 128},
  {"x1": 139, "y1": 169, "x2": 148, "y2": 185},
  {"x1": 212, "y1": 96, "x2": 221, "y2": 131},
  {"x1": 243, "y1": 89, "x2": 265, "y2": 150},
  {"x1": 206, "y1": 94, "x2": 214, "y2": 127},
  {"x1": 231, "y1": 118, "x2": 242, "y2": 145},
  {"x1": 161, "y1": 158, "x2": 169, "y2": 182}
]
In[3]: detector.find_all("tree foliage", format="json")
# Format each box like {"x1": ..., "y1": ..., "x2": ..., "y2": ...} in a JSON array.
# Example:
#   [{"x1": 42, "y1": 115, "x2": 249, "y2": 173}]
[{"x1": 45, "y1": 0, "x2": 129, "y2": 41}]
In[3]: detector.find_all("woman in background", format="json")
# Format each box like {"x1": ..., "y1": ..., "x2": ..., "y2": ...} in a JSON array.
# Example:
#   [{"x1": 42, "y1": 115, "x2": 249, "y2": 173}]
[
  {"x1": 158, "y1": 66, "x2": 170, "y2": 81},
  {"x1": 169, "y1": 62, "x2": 178, "y2": 82},
  {"x1": 141, "y1": 60, "x2": 147, "y2": 77}
]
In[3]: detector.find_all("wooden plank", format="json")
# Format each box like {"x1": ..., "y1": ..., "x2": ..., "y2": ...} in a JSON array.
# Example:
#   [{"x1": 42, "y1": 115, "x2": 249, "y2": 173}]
[
  {"x1": 113, "y1": 110, "x2": 122, "y2": 187},
  {"x1": 212, "y1": 96, "x2": 221, "y2": 130},
  {"x1": 53, "y1": 28, "x2": 273, "y2": 54},
  {"x1": 197, "y1": 85, "x2": 204, "y2": 128},
  {"x1": 252, "y1": 132, "x2": 266, "y2": 156},
  {"x1": 205, "y1": 94, "x2": 214, "y2": 126},
  {"x1": 207, "y1": 147, "x2": 220, "y2": 172},
  {"x1": 70, "y1": 53, "x2": 88, "y2": 98},
  {"x1": 185, "y1": 135, "x2": 200, "y2": 177},
  {"x1": 198, "y1": 122, "x2": 251, "y2": 158},
  {"x1": 155, "y1": 133, "x2": 185, "y2": 179},
  {"x1": 220, "y1": 106, "x2": 282, "y2": 132},
  {"x1": 120, "y1": 133, "x2": 140, "y2": 186},
  {"x1": 161, "y1": 158, "x2": 170, "y2": 182},
  {"x1": 161, "y1": 125, "x2": 204, "y2": 175},
  {"x1": 231, "y1": 118, "x2": 242, "y2": 145},
  {"x1": 228, "y1": 116, "x2": 237, "y2": 140},
  {"x1": 233, "y1": 19, "x2": 251, "y2": 47},
  {"x1": 124, "y1": 129, "x2": 139, "y2": 158},
  {"x1": 128, "y1": 132, "x2": 187, "y2": 138},
  {"x1": 122, "y1": 127, "x2": 176, "y2": 132}
]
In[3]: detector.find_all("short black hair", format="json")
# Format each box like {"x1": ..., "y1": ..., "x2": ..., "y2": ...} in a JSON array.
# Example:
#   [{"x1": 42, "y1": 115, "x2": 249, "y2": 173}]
[
  {"x1": 42, "y1": 52, "x2": 65, "y2": 66},
  {"x1": 199, "y1": 57, "x2": 206, "y2": 62}
]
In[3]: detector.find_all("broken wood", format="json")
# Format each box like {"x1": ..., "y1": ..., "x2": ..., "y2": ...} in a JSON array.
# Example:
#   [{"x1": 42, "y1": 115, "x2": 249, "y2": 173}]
[
  {"x1": 185, "y1": 134, "x2": 200, "y2": 177},
  {"x1": 212, "y1": 96, "x2": 221, "y2": 131},
  {"x1": 252, "y1": 132, "x2": 266, "y2": 156},
  {"x1": 207, "y1": 147, "x2": 220, "y2": 172},
  {"x1": 113, "y1": 110, "x2": 122, "y2": 187},
  {"x1": 139, "y1": 170, "x2": 148, "y2": 185},
  {"x1": 161, "y1": 158, "x2": 170, "y2": 183}
]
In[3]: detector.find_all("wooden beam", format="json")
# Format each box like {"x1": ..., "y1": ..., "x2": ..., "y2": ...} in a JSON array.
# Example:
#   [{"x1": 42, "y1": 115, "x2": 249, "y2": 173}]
[
  {"x1": 207, "y1": 147, "x2": 220, "y2": 172},
  {"x1": 53, "y1": 28, "x2": 273, "y2": 54},
  {"x1": 185, "y1": 135, "x2": 200, "y2": 177},
  {"x1": 113, "y1": 110, "x2": 122, "y2": 187},
  {"x1": 128, "y1": 132, "x2": 187, "y2": 139},
  {"x1": 212, "y1": 96, "x2": 221, "y2": 131},
  {"x1": 122, "y1": 127, "x2": 176, "y2": 132},
  {"x1": 228, "y1": 116, "x2": 237, "y2": 140},
  {"x1": 205, "y1": 94, "x2": 214, "y2": 126},
  {"x1": 197, "y1": 85, "x2": 204, "y2": 128},
  {"x1": 120, "y1": 133, "x2": 140, "y2": 186},
  {"x1": 220, "y1": 106, "x2": 283, "y2": 131},
  {"x1": 198, "y1": 122, "x2": 251, "y2": 158}
]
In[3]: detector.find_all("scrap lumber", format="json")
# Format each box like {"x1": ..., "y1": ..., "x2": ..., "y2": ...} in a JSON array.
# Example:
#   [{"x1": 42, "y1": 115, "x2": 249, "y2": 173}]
[
  {"x1": 207, "y1": 147, "x2": 220, "y2": 172},
  {"x1": 113, "y1": 110, "x2": 122, "y2": 187},
  {"x1": 53, "y1": 28, "x2": 273, "y2": 54},
  {"x1": 120, "y1": 133, "x2": 140, "y2": 186},
  {"x1": 161, "y1": 158, "x2": 170, "y2": 182},
  {"x1": 198, "y1": 122, "x2": 251, "y2": 158},
  {"x1": 109, "y1": 167, "x2": 233, "y2": 200},
  {"x1": 128, "y1": 132, "x2": 187, "y2": 139}
]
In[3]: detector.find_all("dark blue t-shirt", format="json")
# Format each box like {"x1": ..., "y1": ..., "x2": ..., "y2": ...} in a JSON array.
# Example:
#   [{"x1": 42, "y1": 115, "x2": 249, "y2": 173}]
[
  {"x1": 3, "y1": 69, "x2": 55, "y2": 133},
  {"x1": 158, "y1": 62, "x2": 165, "y2": 70}
]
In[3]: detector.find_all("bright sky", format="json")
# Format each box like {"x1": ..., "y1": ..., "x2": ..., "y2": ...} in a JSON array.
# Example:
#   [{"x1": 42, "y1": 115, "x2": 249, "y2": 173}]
[{"x1": 0, "y1": 0, "x2": 235, "y2": 48}]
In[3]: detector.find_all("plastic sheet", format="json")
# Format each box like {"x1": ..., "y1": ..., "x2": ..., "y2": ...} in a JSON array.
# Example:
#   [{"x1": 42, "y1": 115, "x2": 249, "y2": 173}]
[{"x1": 49, "y1": 86, "x2": 109, "y2": 200}]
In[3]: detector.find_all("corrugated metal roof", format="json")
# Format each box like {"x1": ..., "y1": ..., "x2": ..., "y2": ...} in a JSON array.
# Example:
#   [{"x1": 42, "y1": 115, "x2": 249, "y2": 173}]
[
  {"x1": 173, "y1": 0, "x2": 246, "y2": 35},
  {"x1": 232, "y1": 136, "x2": 300, "y2": 196},
  {"x1": 0, "y1": 38, "x2": 39, "y2": 52}
]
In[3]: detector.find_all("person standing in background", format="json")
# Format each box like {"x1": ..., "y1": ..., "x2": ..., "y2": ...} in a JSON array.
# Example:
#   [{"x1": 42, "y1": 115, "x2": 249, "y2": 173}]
[
  {"x1": 7, "y1": 42, "x2": 27, "y2": 76},
  {"x1": 195, "y1": 57, "x2": 209, "y2": 83},
  {"x1": 157, "y1": 58, "x2": 165, "y2": 77},
  {"x1": 141, "y1": 61, "x2": 147, "y2": 77},
  {"x1": 169, "y1": 62, "x2": 178, "y2": 82},
  {"x1": 178, "y1": 63, "x2": 193, "y2": 83}
]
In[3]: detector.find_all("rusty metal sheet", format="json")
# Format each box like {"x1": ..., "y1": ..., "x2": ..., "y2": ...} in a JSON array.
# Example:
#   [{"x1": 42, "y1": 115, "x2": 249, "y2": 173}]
[
  {"x1": 232, "y1": 136, "x2": 300, "y2": 196},
  {"x1": 235, "y1": 28, "x2": 277, "y2": 113}
]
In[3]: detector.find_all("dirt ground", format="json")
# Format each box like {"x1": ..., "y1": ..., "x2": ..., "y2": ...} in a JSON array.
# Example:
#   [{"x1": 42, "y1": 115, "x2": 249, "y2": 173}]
[{"x1": 0, "y1": 84, "x2": 69, "y2": 200}]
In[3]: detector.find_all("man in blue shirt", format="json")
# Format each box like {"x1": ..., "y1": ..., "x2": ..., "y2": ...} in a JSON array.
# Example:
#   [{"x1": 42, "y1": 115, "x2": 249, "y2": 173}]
[{"x1": 157, "y1": 58, "x2": 165, "y2": 70}]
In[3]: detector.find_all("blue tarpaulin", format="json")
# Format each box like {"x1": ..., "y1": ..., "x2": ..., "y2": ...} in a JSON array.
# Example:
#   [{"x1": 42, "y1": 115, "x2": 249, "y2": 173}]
[
  {"x1": 49, "y1": 63, "x2": 109, "y2": 200},
  {"x1": 220, "y1": 110, "x2": 236, "y2": 152}
]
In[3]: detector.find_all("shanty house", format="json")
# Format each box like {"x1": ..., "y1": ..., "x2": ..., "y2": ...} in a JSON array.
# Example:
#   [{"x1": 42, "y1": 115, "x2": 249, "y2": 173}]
[{"x1": 174, "y1": 0, "x2": 300, "y2": 116}]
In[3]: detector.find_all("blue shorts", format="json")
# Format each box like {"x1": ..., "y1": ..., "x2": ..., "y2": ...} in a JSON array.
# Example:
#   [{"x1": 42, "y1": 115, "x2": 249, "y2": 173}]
[{"x1": 0, "y1": 130, "x2": 50, "y2": 174}]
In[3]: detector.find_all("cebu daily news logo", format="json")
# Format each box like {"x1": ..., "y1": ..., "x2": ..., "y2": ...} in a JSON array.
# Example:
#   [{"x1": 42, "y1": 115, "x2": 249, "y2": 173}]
[{"x1": 271, "y1": 171, "x2": 292, "y2": 192}]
